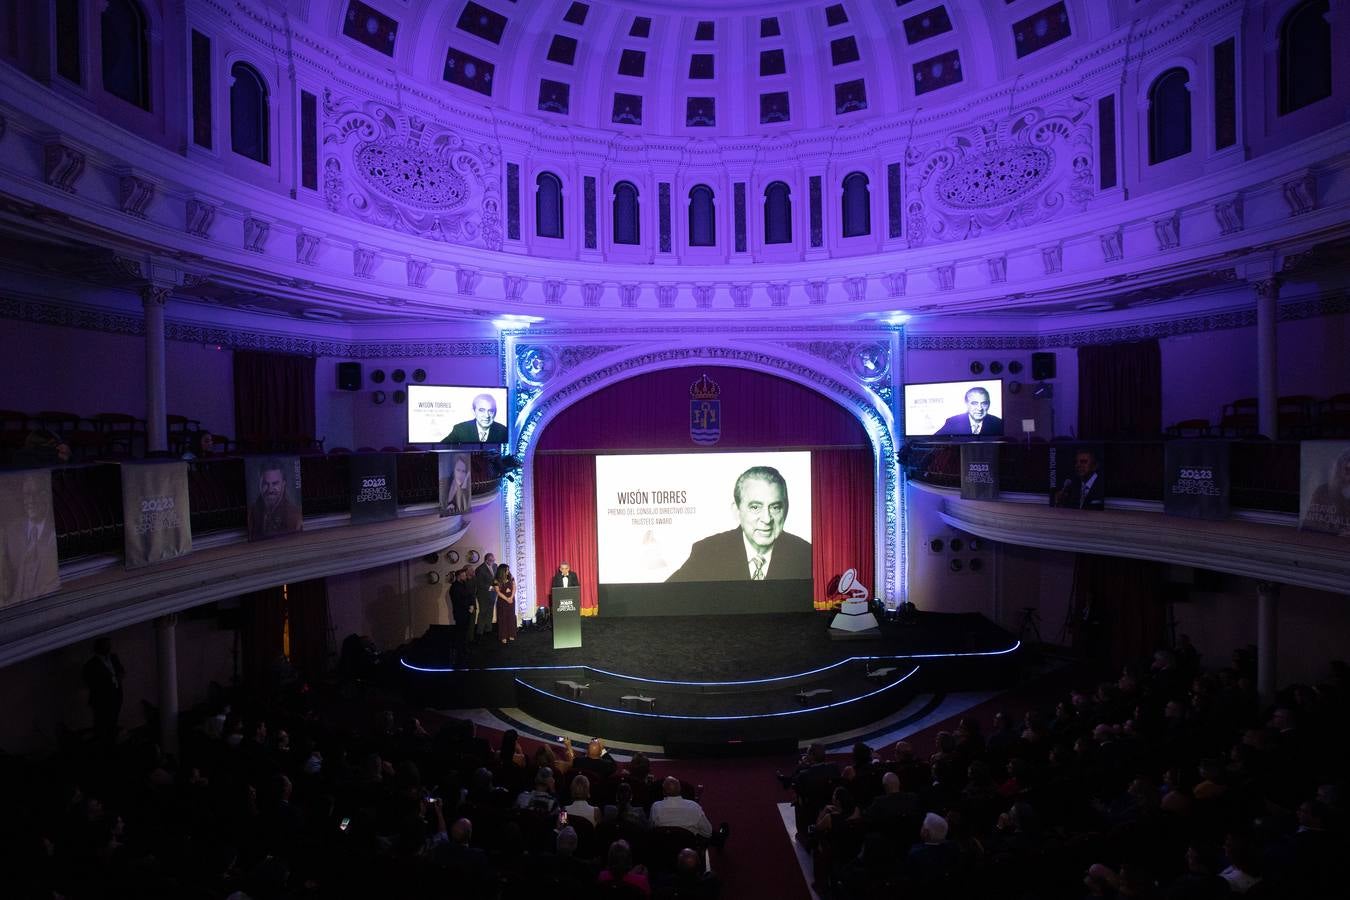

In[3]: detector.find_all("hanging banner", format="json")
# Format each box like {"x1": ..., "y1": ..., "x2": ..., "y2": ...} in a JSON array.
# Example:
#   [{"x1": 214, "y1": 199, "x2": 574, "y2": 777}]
[
  {"x1": 0, "y1": 469, "x2": 60, "y2": 606},
  {"x1": 1299, "y1": 441, "x2": 1350, "y2": 536},
  {"x1": 350, "y1": 453, "x2": 399, "y2": 524},
  {"x1": 437, "y1": 451, "x2": 472, "y2": 518},
  {"x1": 1163, "y1": 441, "x2": 1230, "y2": 520},
  {"x1": 1050, "y1": 443, "x2": 1106, "y2": 510},
  {"x1": 960, "y1": 443, "x2": 1000, "y2": 500},
  {"x1": 121, "y1": 461, "x2": 193, "y2": 568},
  {"x1": 245, "y1": 456, "x2": 303, "y2": 540}
]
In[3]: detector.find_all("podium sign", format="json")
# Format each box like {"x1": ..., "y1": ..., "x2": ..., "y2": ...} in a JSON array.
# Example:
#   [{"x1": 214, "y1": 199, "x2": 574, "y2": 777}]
[{"x1": 552, "y1": 586, "x2": 582, "y2": 650}]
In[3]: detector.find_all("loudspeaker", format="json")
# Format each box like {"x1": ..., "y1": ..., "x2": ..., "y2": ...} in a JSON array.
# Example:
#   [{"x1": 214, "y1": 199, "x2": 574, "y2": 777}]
[
  {"x1": 1031, "y1": 352, "x2": 1057, "y2": 380},
  {"x1": 337, "y1": 362, "x2": 362, "y2": 391}
]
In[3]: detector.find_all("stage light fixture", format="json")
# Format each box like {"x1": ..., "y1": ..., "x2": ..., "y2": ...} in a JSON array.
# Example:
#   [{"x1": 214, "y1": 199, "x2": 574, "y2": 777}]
[
  {"x1": 427, "y1": 571, "x2": 441, "y2": 584},
  {"x1": 969, "y1": 361, "x2": 984, "y2": 374},
  {"x1": 949, "y1": 537, "x2": 963, "y2": 552},
  {"x1": 989, "y1": 361, "x2": 1004, "y2": 374},
  {"x1": 928, "y1": 538, "x2": 945, "y2": 553},
  {"x1": 949, "y1": 559, "x2": 964, "y2": 573},
  {"x1": 1008, "y1": 360, "x2": 1023, "y2": 374},
  {"x1": 969, "y1": 558, "x2": 984, "y2": 573}
]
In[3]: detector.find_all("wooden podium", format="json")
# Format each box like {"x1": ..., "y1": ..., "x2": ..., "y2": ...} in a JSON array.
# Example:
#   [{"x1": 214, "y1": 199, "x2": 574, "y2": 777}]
[{"x1": 552, "y1": 586, "x2": 582, "y2": 650}]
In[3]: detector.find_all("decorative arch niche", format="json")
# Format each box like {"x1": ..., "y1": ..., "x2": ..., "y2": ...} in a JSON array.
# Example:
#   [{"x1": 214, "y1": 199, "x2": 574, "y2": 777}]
[{"x1": 498, "y1": 336, "x2": 905, "y2": 619}]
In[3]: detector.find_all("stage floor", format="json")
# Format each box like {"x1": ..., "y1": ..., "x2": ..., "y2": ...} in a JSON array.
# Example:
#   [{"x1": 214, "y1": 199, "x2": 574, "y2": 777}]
[
  {"x1": 403, "y1": 610, "x2": 1019, "y2": 682},
  {"x1": 401, "y1": 611, "x2": 1020, "y2": 751}
]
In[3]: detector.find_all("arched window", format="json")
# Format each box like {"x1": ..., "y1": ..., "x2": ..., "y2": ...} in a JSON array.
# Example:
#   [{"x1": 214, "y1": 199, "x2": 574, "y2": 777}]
[
  {"x1": 764, "y1": 181, "x2": 792, "y2": 245},
  {"x1": 1148, "y1": 68, "x2": 1191, "y2": 165},
  {"x1": 1279, "y1": 0, "x2": 1332, "y2": 115},
  {"x1": 688, "y1": 184, "x2": 715, "y2": 247},
  {"x1": 536, "y1": 172, "x2": 564, "y2": 238},
  {"x1": 841, "y1": 172, "x2": 871, "y2": 238},
  {"x1": 613, "y1": 181, "x2": 640, "y2": 245},
  {"x1": 230, "y1": 62, "x2": 269, "y2": 164},
  {"x1": 101, "y1": 0, "x2": 150, "y2": 109}
]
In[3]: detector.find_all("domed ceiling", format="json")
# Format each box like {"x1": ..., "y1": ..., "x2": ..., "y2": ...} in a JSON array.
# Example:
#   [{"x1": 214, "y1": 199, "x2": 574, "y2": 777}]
[{"x1": 308, "y1": 0, "x2": 1110, "y2": 136}]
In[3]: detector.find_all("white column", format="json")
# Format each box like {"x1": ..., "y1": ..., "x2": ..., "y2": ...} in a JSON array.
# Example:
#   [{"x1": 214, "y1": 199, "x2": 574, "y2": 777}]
[
  {"x1": 155, "y1": 614, "x2": 179, "y2": 756},
  {"x1": 1256, "y1": 581, "x2": 1279, "y2": 704},
  {"x1": 142, "y1": 286, "x2": 170, "y2": 454},
  {"x1": 1254, "y1": 278, "x2": 1279, "y2": 439}
]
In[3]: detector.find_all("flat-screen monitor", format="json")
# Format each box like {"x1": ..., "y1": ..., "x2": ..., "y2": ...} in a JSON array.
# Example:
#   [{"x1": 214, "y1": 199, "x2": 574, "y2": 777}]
[
  {"x1": 903, "y1": 379, "x2": 1005, "y2": 438},
  {"x1": 592, "y1": 451, "x2": 813, "y2": 616},
  {"x1": 406, "y1": 384, "x2": 510, "y2": 445}
]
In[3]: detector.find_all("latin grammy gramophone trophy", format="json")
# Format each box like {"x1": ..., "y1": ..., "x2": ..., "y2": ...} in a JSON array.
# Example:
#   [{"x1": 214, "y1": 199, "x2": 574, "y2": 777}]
[{"x1": 828, "y1": 568, "x2": 880, "y2": 639}]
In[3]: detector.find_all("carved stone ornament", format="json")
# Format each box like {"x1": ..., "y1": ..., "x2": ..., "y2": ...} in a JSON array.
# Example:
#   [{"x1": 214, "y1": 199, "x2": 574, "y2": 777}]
[
  {"x1": 584, "y1": 282, "x2": 604, "y2": 307},
  {"x1": 1153, "y1": 212, "x2": 1180, "y2": 251},
  {"x1": 406, "y1": 257, "x2": 431, "y2": 288},
  {"x1": 543, "y1": 280, "x2": 565, "y2": 304},
  {"x1": 845, "y1": 276, "x2": 867, "y2": 303},
  {"x1": 807, "y1": 281, "x2": 829, "y2": 305},
  {"x1": 987, "y1": 256, "x2": 1007, "y2": 284},
  {"x1": 849, "y1": 343, "x2": 891, "y2": 383},
  {"x1": 1282, "y1": 171, "x2": 1316, "y2": 216},
  {"x1": 730, "y1": 284, "x2": 751, "y2": 308},
  {"x1": 1099, "y1": 227, "x2": 1123, "y2": 263},
  {"x1": 767, "y1": 283, "x2": 789, "y2": 307},
  {"x1": 516, "y1": 345, "x2": 558, "y2": 386},
  {"x1": 186, "y1": 198, "x2": 216, "y2": 238},
  {"x1": 693, "y1": 284, "x2": 713, "y2": 309},
  {"x1": 504, "y1": 274, "x2": 526, "y2": 301},
  {"x1": 44, "y1": 141, "x2": 86, "y2": 193},
  {"x1": 1041, "y1": 243, "x2": 1063, "y2": 275},
  {"x1": 904, "y1": 100, "x2": 1092, "y2": 246},
  {"x1": 933, "y1": 264, "x2": 956, "y2": 291},
  {"x1": 243, "y1": 217, "x2": 270, "y2": 253},
  {"x1": 353, "y1": 246, "x2": 379, "y2": 278},
  {"x1": 118, "y1": 174, "x2": 155, "y2": 218},
  {"x1": 323, "y1": 91, "x2": 502, "y2": 250},
  {"x1": 456, "y1": 266, "x2": 480, "y2": 296},
  {"x1": 1214, "y1": 193, "x2": 1244, "y2": 235},
  {"x1": 884, "y1": 272, "x2": 907, "y2": 298},
  {"x1": 296, "y1": 231, "x2": 323, "y2": 265},
  {"x1": 657, "y1": 284, "x2": 677, "y2": 308}
]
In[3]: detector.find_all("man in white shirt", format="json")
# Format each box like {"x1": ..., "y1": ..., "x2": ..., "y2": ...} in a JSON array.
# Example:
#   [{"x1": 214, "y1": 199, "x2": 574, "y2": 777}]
[{"x1": 649, "y1": 776, "x2": 713, "y2": 839}]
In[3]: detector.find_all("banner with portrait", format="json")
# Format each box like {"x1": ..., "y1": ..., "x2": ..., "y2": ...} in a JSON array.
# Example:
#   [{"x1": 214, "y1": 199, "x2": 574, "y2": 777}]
[
  {"x1": 350, "y1": 453, "x2": 398, "y2": 524},
  {"x1": 1163, "y1": 441, "x2": 1230, "y2": 520},
  {"x1": 121, "y1": 461, "x2": 192, "y2": 568},
  {"x1": 438, "y1": 452, "x2": 472, "y2": 518},
  {"x1": 1299, "y1": 441, "x2": 1350, "y2": 536},
  {"x1": 245, "y1": 456, "x2": 303, "y2": 541},
  {"x1": 960, "y1": 443, "x2": 1000, "y2": 500},
  {"x1": 1049, "y1": 443, "x2": 1106, "y2": 510},
  {"x1": 0, "y1": 469, "x2": 60, "y2": 606}
]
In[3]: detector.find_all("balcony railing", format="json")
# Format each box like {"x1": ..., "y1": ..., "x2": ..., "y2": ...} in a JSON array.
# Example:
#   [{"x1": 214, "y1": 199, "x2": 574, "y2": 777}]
[{"x1": 906, "y1": 439, "x2": 1300, "y2": 514}]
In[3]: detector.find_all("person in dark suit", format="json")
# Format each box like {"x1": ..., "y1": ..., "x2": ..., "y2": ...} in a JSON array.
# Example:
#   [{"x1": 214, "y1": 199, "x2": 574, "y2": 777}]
[
  {"x1": 82, "y1": 637, "x2": 125, "y2": 746},
  {"x1": 448, "y1": 565, "x2": 476, "y2": 665},
  {"x1": 937, "y1": 386, "x2": 1003, "y2": 436},
  {"x1": 443, "y1": 393, "x2": 508, "y2": 444},
  {"x1": 473, "y1": 553, "x2": 496, "y2": 642},
  {"x1": 667, "y1": 465, "x2": 811, "y2": 582},
  {"x1": 1055, "y1": 449, "x2": 1106, "y2": 510}
]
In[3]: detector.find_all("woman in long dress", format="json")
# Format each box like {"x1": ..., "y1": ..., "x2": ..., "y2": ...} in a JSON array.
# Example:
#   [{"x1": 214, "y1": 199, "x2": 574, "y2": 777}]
[{"x1": 494, "y1": 563, "x2": 517, "y2": 644}]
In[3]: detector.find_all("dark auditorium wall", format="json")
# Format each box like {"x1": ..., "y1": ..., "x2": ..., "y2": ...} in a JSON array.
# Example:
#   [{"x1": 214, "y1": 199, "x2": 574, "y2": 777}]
[{"x1": 0, "y1": 615, "x2": 235, "y2": 755}]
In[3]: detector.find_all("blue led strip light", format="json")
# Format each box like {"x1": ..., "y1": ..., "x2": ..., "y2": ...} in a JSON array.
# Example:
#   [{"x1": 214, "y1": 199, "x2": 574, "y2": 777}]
[
  {"x1": 510, "y1": 665, "x2": 921, "y2": 721},
  {"x1": 398, "y1": 640, "x2": 1019, "y2": 681}
]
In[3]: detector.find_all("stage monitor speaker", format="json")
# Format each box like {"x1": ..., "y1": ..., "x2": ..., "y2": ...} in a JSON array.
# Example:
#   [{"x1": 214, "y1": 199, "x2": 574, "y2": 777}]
[
  {"x1": 337, "y1": 362, "x2": 362, "y2": 391},
  {"x1": 1031, "y1": 352, "x2": 1057, "y2": 380}
]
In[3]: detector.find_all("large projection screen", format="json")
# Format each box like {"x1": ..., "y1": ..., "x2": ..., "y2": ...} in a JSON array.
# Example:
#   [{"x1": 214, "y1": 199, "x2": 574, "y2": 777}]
[{"x1": 594, "y1": 451, "x2": 813, "y2": 616}]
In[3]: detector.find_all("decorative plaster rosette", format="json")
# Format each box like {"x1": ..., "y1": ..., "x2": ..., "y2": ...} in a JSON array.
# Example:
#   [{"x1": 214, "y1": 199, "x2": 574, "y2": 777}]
[
  {"x1": 904, "y1": 100, "x2": 1093, "y2": 245},
  {"x1": 322, "y1": 92, "x2": 502, "y2": 250}
]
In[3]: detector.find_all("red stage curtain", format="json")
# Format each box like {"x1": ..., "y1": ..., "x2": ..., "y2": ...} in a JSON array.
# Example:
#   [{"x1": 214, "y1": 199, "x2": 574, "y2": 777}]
[
  {"x1": 1069, "y1": 553, "x2": 1167, "y2": 673},
  {"x1": 1077, "y1": 341, "x2": 1162, "y2": 439},
  {"x1": 240, "y1": 586, "x2": 284, "y2": 688},
  {"x1": 532, "y1": 454, "x2": 600, "y2": 615},
  {"x1": 536, "y1": 365, "x2": 867, "y2": 451},
  {"x1": 810, "y1": 449, "x2": 876, "y2": 600},
  {"x1": 233, "y1": 351, "x2": 317, "y2": 450}
]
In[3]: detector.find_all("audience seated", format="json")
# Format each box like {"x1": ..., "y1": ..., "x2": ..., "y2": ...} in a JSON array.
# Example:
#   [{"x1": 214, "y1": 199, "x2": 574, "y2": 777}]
[{"x1": 649, "y1": 776, "x2": 713, "y2": 839}]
